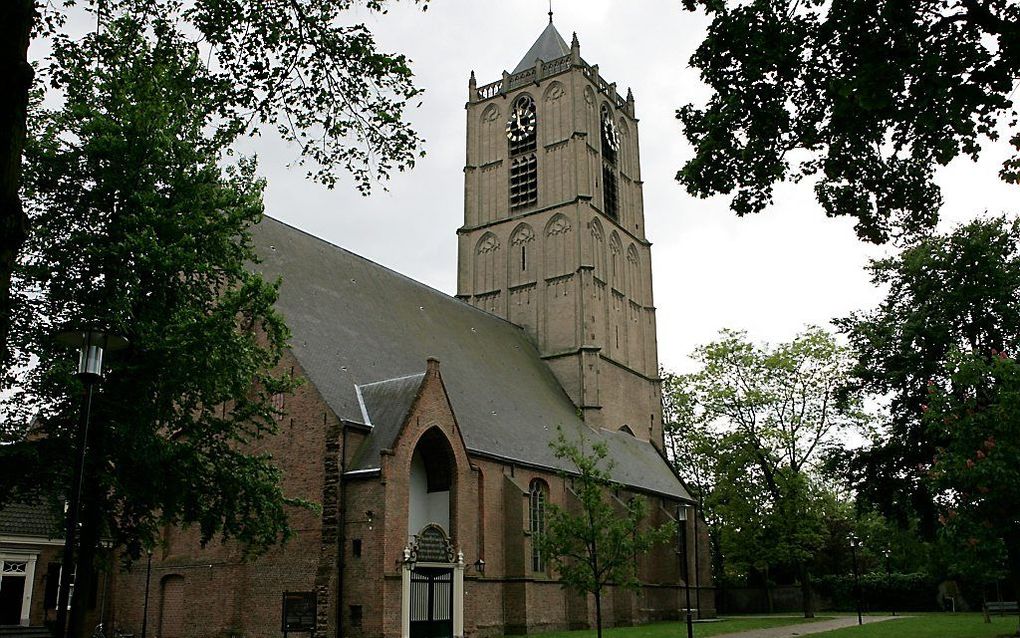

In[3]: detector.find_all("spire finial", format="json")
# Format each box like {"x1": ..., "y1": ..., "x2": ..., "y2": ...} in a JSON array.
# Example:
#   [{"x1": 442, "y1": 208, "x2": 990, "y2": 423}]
[{"x1": 548, "y1": 0, "x2": 553, "y2": 23}]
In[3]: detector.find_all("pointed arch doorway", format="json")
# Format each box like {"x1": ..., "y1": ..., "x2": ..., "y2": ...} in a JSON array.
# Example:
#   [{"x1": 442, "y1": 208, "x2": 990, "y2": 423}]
[{"x1": 402, "y1": 430, "x2": 465, "y2": 638}]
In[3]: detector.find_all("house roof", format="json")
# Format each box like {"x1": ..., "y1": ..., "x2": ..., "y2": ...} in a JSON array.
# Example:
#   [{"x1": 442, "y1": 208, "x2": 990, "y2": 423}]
[
  {"x1": 0, "y1": 501, "x2": 62, "y2": 539},
  {"x1": 512, "y1": 21, "x2": 571, "y2": 73},
  {"x1": 251, "y1": 217, "x2": 690, "y2": 501}
]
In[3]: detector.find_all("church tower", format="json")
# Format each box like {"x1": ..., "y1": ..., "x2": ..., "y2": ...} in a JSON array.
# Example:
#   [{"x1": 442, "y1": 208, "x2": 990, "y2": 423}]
[{"x1": 457, "y1": 20, "x2": 664, "y2": 445}]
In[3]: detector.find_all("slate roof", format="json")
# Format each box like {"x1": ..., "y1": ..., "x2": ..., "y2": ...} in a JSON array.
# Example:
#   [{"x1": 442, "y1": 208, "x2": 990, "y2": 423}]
[
  {"x1": 354, "y1": 373, "x2": 426, "y2": 469},
  {"x1": 251, "y1": 217, "x2": 691, "y2": 501},
  {"x1": 512, "y1": 21, "x2": 571, "y2": 73},
  {"x1": 0, "y1": 501, "x2": 62, "y2": 539}
]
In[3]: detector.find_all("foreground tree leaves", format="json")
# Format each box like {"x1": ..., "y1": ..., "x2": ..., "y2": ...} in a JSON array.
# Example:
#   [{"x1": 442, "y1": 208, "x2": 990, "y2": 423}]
[
  {"x1": 834, "y1": 216, "x2": 1020, "y2": 537},
  {"x1": 926, "y1": 351, "x2": 1020, "y2": 594},
  {"x1": 0, "y1": 0, "x2": 427, "y2": 377},
  {"x1": 664, "y1": 327, "x2": 867, "y2": 617},
  {"x1": 678, "y1": 0, "x2": 1019, "y2": 244},
  {"x1": 539, "y1": 429, "x2": 675, "y2": 638},
  {"x1": 3, "y1": 17, "x2": 307, "y2": 636}
]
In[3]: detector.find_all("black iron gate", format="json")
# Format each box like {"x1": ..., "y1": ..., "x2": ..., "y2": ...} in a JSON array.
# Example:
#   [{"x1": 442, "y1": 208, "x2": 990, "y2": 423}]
[{"x1": 409, "y1": 567, "x2": 453, "y2": 638}]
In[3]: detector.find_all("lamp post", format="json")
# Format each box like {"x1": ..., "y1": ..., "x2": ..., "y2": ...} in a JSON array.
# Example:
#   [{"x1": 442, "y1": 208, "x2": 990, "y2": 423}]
[
  {"x1": 678, "y1": 505, "x2": 694, "y2": 638},
  {"x1": 849, "y1": 533, "x2": 863, "y2": 626},
  {"x1": 141, "y1": 550, "x2": 153, "y2": 638},
  {"x1": 53, "y1": 328, "x2": 127, "y2": 638},
  {"x1": 882, "y1": 547, "x2": 894, "y2": 616}
]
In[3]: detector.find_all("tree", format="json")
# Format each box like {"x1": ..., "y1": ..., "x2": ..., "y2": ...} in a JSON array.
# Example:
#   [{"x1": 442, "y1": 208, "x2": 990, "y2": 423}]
[
  {"x1": 539, "y1": 429, "x2": 676, "y2": 638},
  {"x1": 677, "y1": 0, "x2": 1019, "y2": 244},
  {"x1": 669, "y1": 327, "x2": 866, "y2": 617},
  {"x1": 926, "y1": 350, "x2": 1020, "y2": 596},
  {"x1": 3, "y1": 16, "x2": 305, "y2": 637},
  {"x1": 0, "y1": 0, "x2": 427, "y2": 375},
  {"x1": 833, "y1": 216, "x2": 1020, "y2": 539}
]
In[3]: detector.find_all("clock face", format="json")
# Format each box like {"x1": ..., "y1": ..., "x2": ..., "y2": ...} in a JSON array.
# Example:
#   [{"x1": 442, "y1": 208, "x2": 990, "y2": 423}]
[
  {"x1": 506, "y1": 99, "x2": 537, "y2": 142},
  {"x1": 602, "y1": 115, "x2": 620, "y2": 153}
]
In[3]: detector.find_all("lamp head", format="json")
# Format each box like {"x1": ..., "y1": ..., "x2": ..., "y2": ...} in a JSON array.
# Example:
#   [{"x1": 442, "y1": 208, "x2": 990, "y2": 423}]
[{"x1": 56, "y1": 328, "x2": 128, "y2": 383}]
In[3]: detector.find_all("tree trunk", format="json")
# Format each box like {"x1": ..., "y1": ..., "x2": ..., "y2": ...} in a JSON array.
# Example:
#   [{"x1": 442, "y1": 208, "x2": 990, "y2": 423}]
[
  {"x1": 764, "y1": 566, "x2": 774, "y2": 614},
  {"x1": 594, "y1": 589, "x2": 603, "y2": 638},
  {"x1": 0, "y1": 0, "x2": 35, "y2": 370},
  {"x1": 800, "y1": 562, "x2": 815, "y2": 619}
]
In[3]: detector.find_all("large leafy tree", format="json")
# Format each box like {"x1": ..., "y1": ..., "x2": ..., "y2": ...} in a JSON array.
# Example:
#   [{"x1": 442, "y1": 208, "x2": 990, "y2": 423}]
[
  {"x1": 4, "y1": 16, "x2": 304, "y2": 637},
  {"x1": 926, "y1": 351, "x2": 1020, "y2": 594},
  {"x1": 0, "y1": 0, "x2": 426, "y2": 376},
  {"x1": 834, "y1": 216, "x2": 1020, "y2": 538},
  {"x1": 668, "y1": 327, "x2": 866, "y2": 617},
  {"x1": 539, "y1": 430, "x2": 675, "y2": 638},
  {"x1": 678, "y1": 0, "x2": 1019, "y2": 244}
]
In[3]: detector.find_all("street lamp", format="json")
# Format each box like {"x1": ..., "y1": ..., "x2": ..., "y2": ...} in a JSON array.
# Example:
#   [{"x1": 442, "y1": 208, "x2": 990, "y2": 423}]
[
  {"x1": 677, "y1": 505, "x2": 694, "y2": 638},
  {"x1": 849, "y1": 532, "x2": 863, "y2": 626},
  {"x1": 53, "y1": 327, "x2": 128, "y2": 638},
  {"x1": 882, "y1": 547, "x2": 895, "y2": 616}
]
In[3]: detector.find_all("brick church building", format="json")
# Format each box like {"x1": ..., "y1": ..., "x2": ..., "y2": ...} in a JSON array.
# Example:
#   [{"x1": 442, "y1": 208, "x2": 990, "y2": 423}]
[{"x1": 110, "y1": 19, "x2": 714, "y2": 638}]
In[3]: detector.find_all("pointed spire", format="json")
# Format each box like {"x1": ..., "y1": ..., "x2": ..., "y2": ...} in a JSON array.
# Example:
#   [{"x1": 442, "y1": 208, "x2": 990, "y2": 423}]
[
  {"x1": 548, "y1": 0, "x2": 554, "y2": 23},
  {"x1": 468, "y1": 70, "x2": 477, "y2": 101},
  {"x1": 512, "y1": 20, "x2": 571, "y2": 73}
]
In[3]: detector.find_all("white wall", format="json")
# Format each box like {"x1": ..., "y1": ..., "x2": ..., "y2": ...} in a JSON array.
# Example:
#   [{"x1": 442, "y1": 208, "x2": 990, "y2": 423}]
[{"x1": 408, "y1": 452, "x2": 450, "y2": 539}]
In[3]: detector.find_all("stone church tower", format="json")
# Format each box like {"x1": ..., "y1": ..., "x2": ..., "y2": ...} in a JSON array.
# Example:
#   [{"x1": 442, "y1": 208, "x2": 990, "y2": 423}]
[{"x1": 457, "y1": 20, "x2": 664, "y2": 445}]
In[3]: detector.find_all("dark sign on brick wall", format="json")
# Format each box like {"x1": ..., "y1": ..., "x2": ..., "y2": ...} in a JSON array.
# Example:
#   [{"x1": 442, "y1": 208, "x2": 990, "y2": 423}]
[{"x1": 282, "y1": 591, "x2": 316, "y2": 634}]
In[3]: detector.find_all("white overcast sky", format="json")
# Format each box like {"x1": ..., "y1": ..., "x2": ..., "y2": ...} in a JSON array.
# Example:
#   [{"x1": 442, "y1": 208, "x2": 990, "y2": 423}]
[{"x1": 55, "y1": 0, "x2": 1020, "y2": 373}]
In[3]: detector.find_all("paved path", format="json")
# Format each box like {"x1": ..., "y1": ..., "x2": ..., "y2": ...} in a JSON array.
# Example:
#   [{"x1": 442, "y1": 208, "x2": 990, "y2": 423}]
[{"x1": 711, "y1": 615, "x2": 906, "y2": 638}]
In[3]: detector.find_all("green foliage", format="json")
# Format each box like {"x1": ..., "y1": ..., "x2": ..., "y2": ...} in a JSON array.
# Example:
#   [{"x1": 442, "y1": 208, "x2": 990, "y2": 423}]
[
  {"x1": 539, "y1": 428, "x2": 676, "y2": 638},
  {"x1": 833, "y1": 216, "x2": 1020, "y2": 537},
  {"x1": 4, "y1": 13, "x2": 304, "y2": 564},
  {"x1": 678, "y1": 1, "x2": 1020, "y2": 243},
  {"x1": 813, "y1": 572, "x2": 940, "y2": 612},
  {"x1": 925, "y1": 350, "x2": 1020, "y2": 586},
  {"x1": 36, "y1": 0, "x2": 427, "y2": 193},
  {"x1": 664, "y1": 328, "x2": 866, "y2": 613}
]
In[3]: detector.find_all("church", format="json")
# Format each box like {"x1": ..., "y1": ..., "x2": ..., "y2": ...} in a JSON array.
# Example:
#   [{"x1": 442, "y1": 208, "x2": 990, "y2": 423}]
[{"x1": 109, "y1": 18, "x2": 715, "y2": 638}]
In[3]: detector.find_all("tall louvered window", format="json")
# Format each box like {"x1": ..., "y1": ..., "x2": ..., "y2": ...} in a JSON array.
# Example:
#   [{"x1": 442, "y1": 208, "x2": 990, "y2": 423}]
[
  {"x1": 600, "y1": 104, "x2": 619, "y2": 220},
  {"x1": 508, "y1": 95, "x2": 538, "y2": 210}
]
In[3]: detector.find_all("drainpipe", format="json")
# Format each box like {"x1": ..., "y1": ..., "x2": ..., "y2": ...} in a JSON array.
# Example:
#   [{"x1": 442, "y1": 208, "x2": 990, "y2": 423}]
[{"x1": 336, "y1": 421, "x2": 348, "y2": 638}]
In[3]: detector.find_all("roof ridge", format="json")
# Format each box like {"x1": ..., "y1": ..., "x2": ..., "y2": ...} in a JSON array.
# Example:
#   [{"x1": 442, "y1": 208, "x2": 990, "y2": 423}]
[{"x1": 357, "y1": 371, "x2": 426, "y2": 389}]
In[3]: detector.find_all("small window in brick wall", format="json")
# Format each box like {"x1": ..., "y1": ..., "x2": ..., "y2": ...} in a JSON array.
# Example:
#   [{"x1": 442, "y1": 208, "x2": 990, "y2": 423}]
[
  {"x1": 352, "y1": 538, "x2": 362, "y2": 558},
  {"x1": 272, "y1": 392, "x2": 286, "y2": 420},
  {"x1": 350, "y1": 605, "x2": 363, "y2": 627}
]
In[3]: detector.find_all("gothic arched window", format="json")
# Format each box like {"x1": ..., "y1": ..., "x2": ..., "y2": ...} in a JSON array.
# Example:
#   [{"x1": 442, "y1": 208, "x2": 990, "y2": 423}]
[
  {"x1": 509, "y1": 223, "x2": 536, "y2": 286},
  {"x1": 508, "y1": 95, "x2": 538, "y2": 210},
  {"x1": 529, "y1": 479, "x2": 548, "y2": 572},
  {"x1": 627, "y1": 244, "x2": 641, "y2": 303}
]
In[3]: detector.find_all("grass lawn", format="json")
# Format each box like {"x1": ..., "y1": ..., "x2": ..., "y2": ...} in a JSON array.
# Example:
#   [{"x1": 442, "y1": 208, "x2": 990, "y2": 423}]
[
  {"x1": 820, "y1": 613, "x2": 1020, "y2": 638},
  {"x1": 529, "y1": 616, "x2": 829, "y2": 638}
]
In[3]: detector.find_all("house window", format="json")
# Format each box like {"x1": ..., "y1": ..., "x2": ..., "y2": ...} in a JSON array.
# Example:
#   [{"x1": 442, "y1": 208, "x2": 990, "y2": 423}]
[
  {"x1": 272, "y1": 392, "x2": 286, "y2": 420},
  {"x1": 529, "y1": 480, "x2": 547, "y2": 572},
  {"x1": 352, "y1": 539, "x2": 362, "y2": 558},
  {"x1": 350, "y1": 604, "x2": 363, "y2": 627}
]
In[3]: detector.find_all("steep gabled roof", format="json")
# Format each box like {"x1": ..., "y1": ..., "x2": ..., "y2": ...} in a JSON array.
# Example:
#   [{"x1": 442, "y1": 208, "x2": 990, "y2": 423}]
[
  {"x1": 250, "y1": 217, "x2": 691, "y2": 501},
  {"x1": 0, "y1": 501, "x2": 62, "y2": 539},
  {"x1": 353, "y1": 372, "x2": 426, "y2": 468},
  {"x1": 512, "y1": 21, "x2": 570, "y2": 73}
]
